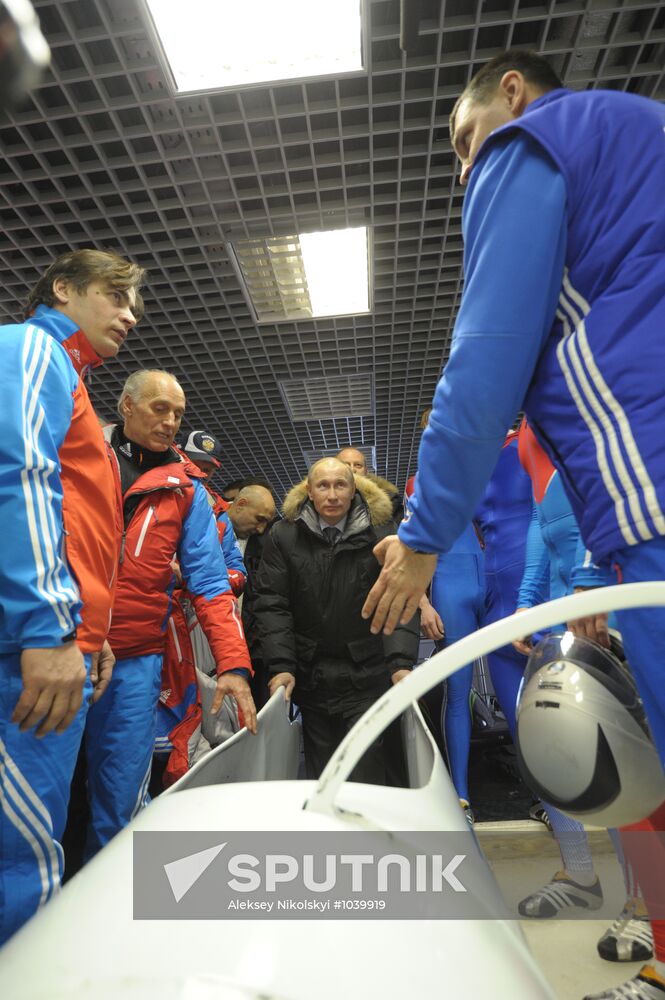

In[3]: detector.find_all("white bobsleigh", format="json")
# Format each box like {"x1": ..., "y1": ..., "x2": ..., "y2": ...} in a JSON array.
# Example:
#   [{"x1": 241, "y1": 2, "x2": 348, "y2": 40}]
[{"x1": 1, "y1": 583, "x2": 662, "y2": 1000}]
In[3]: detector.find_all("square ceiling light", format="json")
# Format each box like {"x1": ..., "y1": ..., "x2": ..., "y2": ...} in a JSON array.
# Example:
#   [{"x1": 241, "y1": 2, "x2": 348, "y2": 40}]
[
  {"x1": 228, "y1": 227, "x2": 371, "y2": 324},
  {"x1": 144, "y1": 0, "x2": 364, "y2": 94}
]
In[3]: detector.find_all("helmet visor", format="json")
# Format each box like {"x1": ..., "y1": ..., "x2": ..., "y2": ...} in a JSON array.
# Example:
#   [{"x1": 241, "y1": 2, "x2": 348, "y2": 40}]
[{"x1": 521, "y1": 630, "x2": 645, "y2": 727}]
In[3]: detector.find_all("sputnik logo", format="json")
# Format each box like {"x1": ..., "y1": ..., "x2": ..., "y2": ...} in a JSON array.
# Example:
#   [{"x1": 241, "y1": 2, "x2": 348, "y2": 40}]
[{"x1": 164, "y1": 842, "x2": 227, "y2": 902}]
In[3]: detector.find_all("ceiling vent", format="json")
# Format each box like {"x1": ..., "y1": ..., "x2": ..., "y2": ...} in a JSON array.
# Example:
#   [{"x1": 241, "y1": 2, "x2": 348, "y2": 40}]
[
  {"x1": 302, "y1": 444, "x2": 376, "y2": 472},
  {"x1": 279, "y1": 373, "x2": 373, "y2": 422}
]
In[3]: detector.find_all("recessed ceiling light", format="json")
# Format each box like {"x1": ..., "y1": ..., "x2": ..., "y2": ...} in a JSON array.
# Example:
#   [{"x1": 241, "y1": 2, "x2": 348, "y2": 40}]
[{"x1": 144, "y1": 0, "x2": 364, "y2": 94}]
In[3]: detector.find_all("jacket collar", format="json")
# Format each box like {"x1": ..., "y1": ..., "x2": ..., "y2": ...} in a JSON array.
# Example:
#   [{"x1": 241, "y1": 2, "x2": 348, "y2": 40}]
[
  {"x1": 31, "y1": 304, "x2": 104, "y2": 378},
  {"x1": 121, "y1": 462, "x2": 193, "y2": 496},
  {"x1": 296, "y1": 493, "x2": 371, "y2": 542},
  {"x1": 522, "y1": 88, "x2": 571, "y2": 115},
  {"x1": 282, "y1": 473, "x2": 393, "y2": 528},
  {"x1": 103, "y1": 424, "x2": 205, "y2": 496},
  {"x1": 472, "y1": 88, "x2": 571, "y2": 186}
]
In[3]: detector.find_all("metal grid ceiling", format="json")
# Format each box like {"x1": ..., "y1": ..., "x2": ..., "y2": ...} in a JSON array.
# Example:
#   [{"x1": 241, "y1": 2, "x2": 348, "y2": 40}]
[{"x1": 1, "y1": 0, "x2": 664, "y2": 499}]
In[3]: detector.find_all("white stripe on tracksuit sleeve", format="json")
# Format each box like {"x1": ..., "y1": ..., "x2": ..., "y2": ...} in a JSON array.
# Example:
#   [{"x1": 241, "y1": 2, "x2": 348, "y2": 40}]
[
  {"x1": 399, "y1": 135, "x2": 567, "y2": 556},
  {"x1": 0, "y1": 323, "x2": 82, "y2": 649}
]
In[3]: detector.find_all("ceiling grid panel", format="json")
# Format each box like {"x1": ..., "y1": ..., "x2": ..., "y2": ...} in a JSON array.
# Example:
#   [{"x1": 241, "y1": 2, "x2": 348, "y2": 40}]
[{"x1": 1, "y1": 0, "x2": 663, "y2": 494}]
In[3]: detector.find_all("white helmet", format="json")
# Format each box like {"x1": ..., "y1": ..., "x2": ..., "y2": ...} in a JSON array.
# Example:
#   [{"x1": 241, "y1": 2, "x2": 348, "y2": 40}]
[{"x1": 516, "y1": 632, "x2": 665, "y2": 827}]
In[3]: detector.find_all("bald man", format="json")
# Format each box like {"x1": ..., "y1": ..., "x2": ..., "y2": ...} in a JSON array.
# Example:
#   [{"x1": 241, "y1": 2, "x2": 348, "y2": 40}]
[
  {"x1": 223, "y1": 483, "x2": 278, "y2": 710},
  {"x1": 194, "y1": 479, "x2": 276, "y2": 708},
  {"x1": 227, "y1": 485, "x2": 276, "y2": 545}
]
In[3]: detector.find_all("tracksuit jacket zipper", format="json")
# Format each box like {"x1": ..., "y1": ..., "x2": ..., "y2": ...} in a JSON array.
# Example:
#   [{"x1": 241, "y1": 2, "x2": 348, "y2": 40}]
[{"x1": 119, "y1": 485, "x2": 181, "y2": 563}]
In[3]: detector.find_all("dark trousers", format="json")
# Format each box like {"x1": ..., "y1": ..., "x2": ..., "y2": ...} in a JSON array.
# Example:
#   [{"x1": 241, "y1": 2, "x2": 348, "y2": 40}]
[{"x1": 300, "y1": 701, "x2": 386, "y2": 783}]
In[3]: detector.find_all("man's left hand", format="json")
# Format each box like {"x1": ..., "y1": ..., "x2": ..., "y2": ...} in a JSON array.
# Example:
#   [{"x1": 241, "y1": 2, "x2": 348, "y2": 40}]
[
  {"x1": 212, "y1": 673, "x2": 258, "y2": 734},
  {"x1": 362, "y1": 535, "x2": 437, "y2": 636},
  {"x1": 91, "y1": 640, "x2": 115, "y2": 704},
  {"x1": 391, "y1": 669, "x2": 411, "y2": 685}
]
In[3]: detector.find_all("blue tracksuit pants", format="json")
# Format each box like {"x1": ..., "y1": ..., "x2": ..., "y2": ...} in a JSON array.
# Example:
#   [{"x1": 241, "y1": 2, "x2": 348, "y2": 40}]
[
  {"x1": 84, "y1": 652, "x2": 162, "y2": 858},
  {"x1": 431, "y1": 548, "x2": 485, "y2": 803},
  {"x1": 484, "y1": 558, "x2": 528, "y2": 740},
  {"x1": 612, "y1": 536, "x2": 665, "y2": 769},
  {"x1": 0, "y1": 651, "x2": 91, "y2": 945}
]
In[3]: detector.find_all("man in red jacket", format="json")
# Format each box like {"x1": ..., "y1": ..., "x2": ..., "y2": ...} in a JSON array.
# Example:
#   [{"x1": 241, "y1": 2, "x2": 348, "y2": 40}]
[{"x1": 83, "y1": 369, "x2": 256, "y2": 856}]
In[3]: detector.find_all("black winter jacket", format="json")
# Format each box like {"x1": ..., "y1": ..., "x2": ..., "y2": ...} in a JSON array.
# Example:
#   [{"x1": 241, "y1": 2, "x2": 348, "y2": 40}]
[{"x1": 254, "y1": 475, "x2": 419, "y2": 712}]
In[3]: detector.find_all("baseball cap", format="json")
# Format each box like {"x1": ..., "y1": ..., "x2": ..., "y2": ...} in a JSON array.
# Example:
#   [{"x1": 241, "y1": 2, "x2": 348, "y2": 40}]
[{"x1": 182, "y1": 430, "x2": 222, "y2": 467}]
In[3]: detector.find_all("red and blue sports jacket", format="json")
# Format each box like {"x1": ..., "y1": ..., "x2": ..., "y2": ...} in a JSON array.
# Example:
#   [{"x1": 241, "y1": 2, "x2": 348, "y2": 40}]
[
  {"x1": 206, "y1": 487, "x2": 246, "y2": 596},
  {"x1": 153, "y1": 475, "x2": 249, "y2": 782},
  {"x1": 105, "y1": 430, "x2": 250, "y2": 672},
  {"x1": 0, "y1": 306, "x2": 120, "y2": 655}
]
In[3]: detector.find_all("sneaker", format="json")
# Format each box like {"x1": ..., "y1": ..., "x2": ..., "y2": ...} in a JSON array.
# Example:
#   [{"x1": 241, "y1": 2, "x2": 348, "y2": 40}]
[
  {"x1": 597, "y1": 898, "x2": 654, "y2": 963},
  {"x1": 582, "y1": 964, "x2": 665, "y2": 999},
  {"x1": 518, "y1": 869, "x2": 603, "y2": 918},
  {"x1": 529, "y1": 800, "x2": 553, "y2": 832},
  {"x1": 459, "y1": 799, "x2": 474, "y2": 827}
]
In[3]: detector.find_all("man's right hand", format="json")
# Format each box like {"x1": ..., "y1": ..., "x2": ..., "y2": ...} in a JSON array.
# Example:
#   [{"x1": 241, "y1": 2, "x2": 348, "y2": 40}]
[
  {"x1": 362, "y1": 536, "x2": 437, "y2": 636},
  {"x1": 13, "y1": 643, "x2": 86, "y2": 737},
  {"x1": 268, "y1": 672, "x2": 296, "y2": 702}
]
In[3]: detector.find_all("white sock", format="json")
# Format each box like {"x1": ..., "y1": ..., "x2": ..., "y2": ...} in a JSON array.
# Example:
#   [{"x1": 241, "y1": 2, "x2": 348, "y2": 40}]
[{"x1": 562, "y1": 868, "x2": 597, "y2": 887}]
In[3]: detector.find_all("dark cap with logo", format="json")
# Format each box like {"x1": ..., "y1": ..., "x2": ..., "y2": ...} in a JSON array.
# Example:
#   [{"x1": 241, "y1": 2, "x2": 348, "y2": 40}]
[{"x1": 182, "y1": 430, "x2": 222, "y2": 467}]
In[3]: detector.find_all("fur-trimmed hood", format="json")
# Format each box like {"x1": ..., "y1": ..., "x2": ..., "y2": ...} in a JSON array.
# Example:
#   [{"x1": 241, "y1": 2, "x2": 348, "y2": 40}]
[
  {"x1": 282, "y1": 472, "x2": 393, "y2": 528},
  {"x1": 366, "y1": 472, "x2": 399, "y2": 498}
]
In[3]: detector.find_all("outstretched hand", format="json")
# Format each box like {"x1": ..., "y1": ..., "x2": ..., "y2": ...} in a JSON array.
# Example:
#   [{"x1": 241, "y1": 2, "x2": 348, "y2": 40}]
[{"x1": 362, "y1": 535, "x2": 437, "y2": 636}]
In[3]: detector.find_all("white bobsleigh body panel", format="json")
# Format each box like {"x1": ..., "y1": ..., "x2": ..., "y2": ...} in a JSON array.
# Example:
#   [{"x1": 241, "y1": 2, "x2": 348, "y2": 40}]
[
  {"x1": 0, "y1": 779, "x2": 553, "y2": 1000},
  {"x1": 9, "y1": 590, "x2": 652, "y2": 1000},
  {"x1": 0, "y1": 689, "x2": 554, "y2": 1000}
]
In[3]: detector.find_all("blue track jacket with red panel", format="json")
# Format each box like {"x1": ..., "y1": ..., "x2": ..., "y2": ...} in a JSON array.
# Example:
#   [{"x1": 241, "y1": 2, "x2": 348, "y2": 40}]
[
  {"x1": 0, "y1": 305, "x2": 120, "y2": 654},
  {"x1": 105, "y1": 431, "x2": 250, "y2": 673},
  {"x1": 206, "y1": 488, "x2": 246, "y2": 596},
  {"x1": 516, "y1": 419, "x2": 609, "y2": 607}
]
